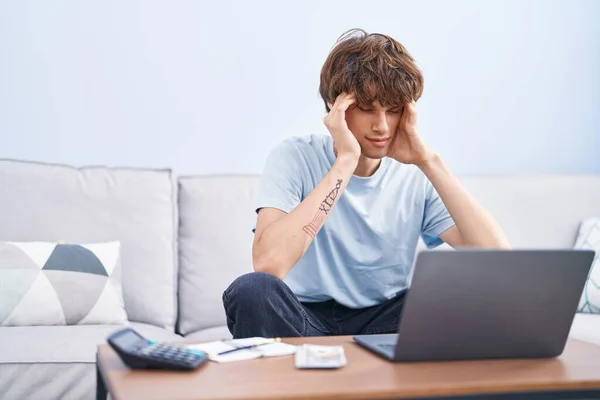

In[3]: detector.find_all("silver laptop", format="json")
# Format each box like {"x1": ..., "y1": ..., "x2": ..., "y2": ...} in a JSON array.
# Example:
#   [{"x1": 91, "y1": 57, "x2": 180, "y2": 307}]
[{"x1": 353, "y1": 249, "x2": 595, "y2": 362}]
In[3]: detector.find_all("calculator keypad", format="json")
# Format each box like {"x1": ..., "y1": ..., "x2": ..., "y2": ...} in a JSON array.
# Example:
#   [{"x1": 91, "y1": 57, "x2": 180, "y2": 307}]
[{"x1": 139, "y1": 343, "x2": 205, "y2": 369}]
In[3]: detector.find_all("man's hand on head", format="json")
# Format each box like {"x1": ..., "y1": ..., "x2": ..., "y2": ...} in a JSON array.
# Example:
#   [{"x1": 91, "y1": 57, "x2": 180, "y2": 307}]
[
  {"x1": 387, "y1": 100, "x2": 435, "y2": 167},
  {"x1": 325, "y1": 92, "x2": 361, "y2": 162}
]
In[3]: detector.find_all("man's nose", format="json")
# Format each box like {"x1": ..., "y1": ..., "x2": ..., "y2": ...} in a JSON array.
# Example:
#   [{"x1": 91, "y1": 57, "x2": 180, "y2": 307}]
[{"x1": 372, "y1": 113, "x2": 389, "y2": 134}]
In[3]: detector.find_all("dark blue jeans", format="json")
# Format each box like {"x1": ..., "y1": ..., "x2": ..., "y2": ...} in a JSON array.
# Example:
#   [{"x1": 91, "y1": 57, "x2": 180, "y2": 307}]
[{"x1": 222, "y1": 272, "x2": 407, "y2": 339}]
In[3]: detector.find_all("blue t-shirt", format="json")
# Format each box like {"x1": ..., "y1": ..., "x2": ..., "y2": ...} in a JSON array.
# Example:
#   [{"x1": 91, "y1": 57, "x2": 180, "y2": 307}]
[{"x1": 256, "y1": 134, "x2": 455, "y2": 308}]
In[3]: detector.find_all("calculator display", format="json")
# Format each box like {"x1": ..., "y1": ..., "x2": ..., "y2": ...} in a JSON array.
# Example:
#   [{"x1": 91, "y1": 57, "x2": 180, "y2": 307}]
[{"x1": 114, "y1": 331, "x2": 145, "y2": 349}]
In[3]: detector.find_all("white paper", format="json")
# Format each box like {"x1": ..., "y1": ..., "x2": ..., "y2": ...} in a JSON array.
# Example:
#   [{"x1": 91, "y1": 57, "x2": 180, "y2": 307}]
[{"x1": 186, "y1": 337, "x2": 297, "y2": 363}]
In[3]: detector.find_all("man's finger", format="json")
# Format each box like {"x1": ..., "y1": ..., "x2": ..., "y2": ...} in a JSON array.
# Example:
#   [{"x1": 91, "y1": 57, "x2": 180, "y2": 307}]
[
  {"x1": 337, "y1": 94, "x2": 356, "y2": 112},
  {"x1": 404, "y1": 101, "x2": 417, "y2": 123},
  {"x1": 400, "y1": 100, "x2": 415, "y2": 119},
  {"x1": 329, "y1": 92, "x2": 349, "y2": 113}
]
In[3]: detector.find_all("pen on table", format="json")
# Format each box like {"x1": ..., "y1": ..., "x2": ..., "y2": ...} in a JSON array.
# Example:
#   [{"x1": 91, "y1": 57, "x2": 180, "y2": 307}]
[{"x1": 217, "y1": 338, "x2": 281, "y2": 356}]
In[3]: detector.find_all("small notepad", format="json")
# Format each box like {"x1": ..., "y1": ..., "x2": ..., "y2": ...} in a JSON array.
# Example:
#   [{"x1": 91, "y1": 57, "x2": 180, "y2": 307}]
[{"x1": 186, "y1": 337, "x2": 297, "y2": 363}]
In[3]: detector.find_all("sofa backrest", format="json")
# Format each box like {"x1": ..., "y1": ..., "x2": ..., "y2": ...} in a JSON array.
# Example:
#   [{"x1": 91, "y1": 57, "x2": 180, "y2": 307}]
[
  {"x1": 459, "y1": 175, "x2": 600, "y2": 248},
  {"x1": 0, "y1": 159, "x2": 179, "y2": 330},
  {"x1": 178, "y1": 173, "x2": 600, "y2": 334},
  {"x1": 177, "y1": 175, "x2": 258, "y2": 335},
  {"x1": 2, "y1": 158, "x2": 598, "y2": 335}
]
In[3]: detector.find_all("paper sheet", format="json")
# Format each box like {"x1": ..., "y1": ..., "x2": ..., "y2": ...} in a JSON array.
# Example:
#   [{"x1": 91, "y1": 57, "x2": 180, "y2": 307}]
[{"x1": 186, "y1": 337, "x2": 297, "y2": 363}]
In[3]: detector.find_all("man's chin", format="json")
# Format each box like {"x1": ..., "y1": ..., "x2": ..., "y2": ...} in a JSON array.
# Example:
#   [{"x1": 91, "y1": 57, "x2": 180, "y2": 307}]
[{"x1": 361, "y1": 148, "x2": 388, "y2": 160}]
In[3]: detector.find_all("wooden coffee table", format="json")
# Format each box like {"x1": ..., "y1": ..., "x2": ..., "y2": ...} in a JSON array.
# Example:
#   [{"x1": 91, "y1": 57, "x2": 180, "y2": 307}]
[{"x1": 96, "y1": 336, "x2": 600, "y2": 400}]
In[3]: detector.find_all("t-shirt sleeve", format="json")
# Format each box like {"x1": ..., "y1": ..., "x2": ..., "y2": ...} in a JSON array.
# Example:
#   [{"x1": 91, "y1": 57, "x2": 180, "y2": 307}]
[
  {"x1": 255, "y1": 141, "x2": 304, "y2": 216},
  {"x1": 420, "y1": 180, "x2": 455, "y2": 248}
]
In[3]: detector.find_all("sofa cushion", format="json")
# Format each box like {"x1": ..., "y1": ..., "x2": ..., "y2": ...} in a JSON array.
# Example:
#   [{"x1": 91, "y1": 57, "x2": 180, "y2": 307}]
[
  {"x1": 0, "y1": 323, "x2": 183, "y2": 400},
  {"x1": 0, "y1": 241, "x2": 128, "y2": 326},
  {"x1": 0, "y1": 159, "x2": 178, "y2": 330},
  {"x1": 183, "y1": 325, "x2": 232, "y2": 342},
  {"x1": 575, "y1": 218, "x2": 600, "y2": 313},
  {"x1": 0, "y1": 322, "x2": 182, "y2": 364},
  {"x1": 177, "y1": 175, "x2": 257, "y2": 335},
  {"x1": 459, "y1": 175, "x2": 600, "y2": 249},
  {"x1": 569, "y1": 313, "x2": 600, "y2": 346},
  {"x1": 0, "y1": 364, "x2": 93, "y2": 400}
]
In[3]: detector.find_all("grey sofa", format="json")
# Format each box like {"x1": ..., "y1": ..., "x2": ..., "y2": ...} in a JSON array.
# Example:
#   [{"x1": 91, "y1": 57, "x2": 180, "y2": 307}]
[{"x1": 0, "y1": 158, "x2": 599, "y2": 400}]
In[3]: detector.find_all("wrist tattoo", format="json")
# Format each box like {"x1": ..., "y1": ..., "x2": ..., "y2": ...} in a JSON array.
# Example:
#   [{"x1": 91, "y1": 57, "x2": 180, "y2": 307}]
[{"x1": 303, "y1": 179, "x2": 343, "y2": 239}]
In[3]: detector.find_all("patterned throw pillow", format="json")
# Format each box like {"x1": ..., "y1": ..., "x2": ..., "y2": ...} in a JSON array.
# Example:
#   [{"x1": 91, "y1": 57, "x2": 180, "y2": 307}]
[
  {"x1": 576, "y1": 218, "x2": 600, "y2": 314},
  {"x1": 0, "y1": 241, "x2": 128, "y2": 326}
]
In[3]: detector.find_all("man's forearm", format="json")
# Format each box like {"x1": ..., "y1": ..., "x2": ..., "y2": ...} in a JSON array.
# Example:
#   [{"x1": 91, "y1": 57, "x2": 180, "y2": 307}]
[
  {"x1": 254, "y1": 154, "x2": 358, "y2": 278},
  {"x1": 418, "y1": 153, "x2": 511, "y2": 248}
]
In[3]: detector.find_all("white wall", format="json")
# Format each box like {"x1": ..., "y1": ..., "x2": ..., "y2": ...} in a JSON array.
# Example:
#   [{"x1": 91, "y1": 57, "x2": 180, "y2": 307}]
[{"x1": 1, "y1": 0, "x2": 598, "y2": 175}]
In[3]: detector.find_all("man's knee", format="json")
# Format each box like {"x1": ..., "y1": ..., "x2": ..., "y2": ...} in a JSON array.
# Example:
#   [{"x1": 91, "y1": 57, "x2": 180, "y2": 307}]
[{"x1": 223, "y1": 271, "x2": 282, "y2": 309}]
